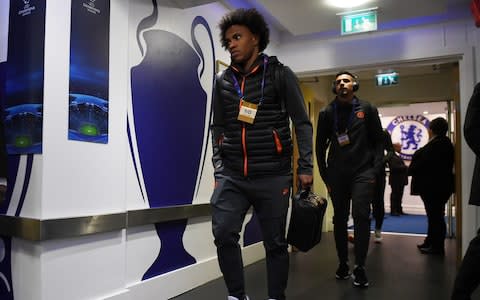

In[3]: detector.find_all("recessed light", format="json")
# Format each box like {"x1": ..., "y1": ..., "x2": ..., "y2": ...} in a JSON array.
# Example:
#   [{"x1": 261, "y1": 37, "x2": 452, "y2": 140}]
[
  {"x1": 423, "y1": 111, "x2": 429, "y2": 115},
  {"x1": 325, "y1": 0, "x2": 373, "y2": 9}
]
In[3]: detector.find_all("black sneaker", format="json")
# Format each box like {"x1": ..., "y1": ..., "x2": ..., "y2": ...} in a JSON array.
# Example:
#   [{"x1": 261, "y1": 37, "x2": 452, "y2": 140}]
[
  {"x1": 335, "y1": 263, "x2": 350, "y2": 280},
  {"x1": 227, "y1": 296, "x2": 249, "y2": 300},
  {"x1": 419, "y1": 246, "x2": 445, "y2": 255},
  {"x1": 352, "y1": 266, "x2": 369, "y2": 288},
  {"x1": 417, "y1": 242, "x2": 430, "y2": 250}
]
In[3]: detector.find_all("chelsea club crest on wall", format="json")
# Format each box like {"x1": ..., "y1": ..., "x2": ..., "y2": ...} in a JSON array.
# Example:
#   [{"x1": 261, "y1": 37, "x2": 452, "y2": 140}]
[{"x1": 386, "y1": 115, "x2": 431, "y2": 161}]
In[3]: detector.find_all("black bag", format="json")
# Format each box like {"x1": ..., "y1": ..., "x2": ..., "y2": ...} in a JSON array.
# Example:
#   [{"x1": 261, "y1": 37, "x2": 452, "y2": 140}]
[{"x1": 287, "y1": 188, "x2": 327, "y2": 252}]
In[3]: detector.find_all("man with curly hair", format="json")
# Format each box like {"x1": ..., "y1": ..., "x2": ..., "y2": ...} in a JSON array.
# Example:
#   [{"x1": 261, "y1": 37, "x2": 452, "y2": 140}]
[{"x1": 210, "y1": 8, "x2": 313, "y2": 300}]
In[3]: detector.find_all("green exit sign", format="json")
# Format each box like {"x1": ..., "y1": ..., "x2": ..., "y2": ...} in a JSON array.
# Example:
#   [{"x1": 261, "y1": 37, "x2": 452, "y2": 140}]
[
  {"x1": 376, "y1": 72, "x2": 399, "y2": 86},
  {"x1": 341, "y1": 11, "x2": 377, "y2": 35}
]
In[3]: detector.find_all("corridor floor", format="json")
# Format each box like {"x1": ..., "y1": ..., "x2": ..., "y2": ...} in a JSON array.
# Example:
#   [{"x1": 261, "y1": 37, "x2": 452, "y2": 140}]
[{"x1": 172, "y1": 232, "x2": 480, "y2": 300}]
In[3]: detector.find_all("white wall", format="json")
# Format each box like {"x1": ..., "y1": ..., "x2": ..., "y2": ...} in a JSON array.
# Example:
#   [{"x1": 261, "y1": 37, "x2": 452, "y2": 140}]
[
  {"x1": 2, "y1": 0, "x2": 270, "y2": 299},
  {"x1": 34, "y1": 0, "x2": 130, "y2": 299},
  {"x1": 0, "y1": 1, "x2": 8, "y2": 63},
  {"x1": 42, "y1": 0, "x2": 128, "y2": 219},
  {"x1": 124, "y1": 1, "x2": 266, "y2": 299}
]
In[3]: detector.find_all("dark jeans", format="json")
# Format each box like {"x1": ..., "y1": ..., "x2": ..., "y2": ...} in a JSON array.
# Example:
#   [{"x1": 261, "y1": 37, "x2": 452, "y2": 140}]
[
  {"x1": 372, "y1": 173, "x2": 386, "y2": 230},
  {"x1": 451, "y1": 228, "x2": 480, "y2": 300},
  {"x1": 211, "y1": 174, "x2": 291, "y2": 300},
  {"x1": 330, "y1": 171, "x2": 374, "y2": 266},
  {"x1": 421, "y1": 193, "x2": 449, "y2": 249}
]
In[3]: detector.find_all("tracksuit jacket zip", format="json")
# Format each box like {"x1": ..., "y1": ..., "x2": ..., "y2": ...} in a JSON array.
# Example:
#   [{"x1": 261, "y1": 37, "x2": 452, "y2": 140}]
[{"x1": 232, "y1": 65, "x2": 260, "y2": 177}]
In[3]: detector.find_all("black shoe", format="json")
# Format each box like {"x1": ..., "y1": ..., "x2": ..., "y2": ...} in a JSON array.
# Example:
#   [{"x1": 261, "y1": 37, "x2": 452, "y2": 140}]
[
  {"x1": 417, "y1": 242, "x2": 430, "y2": 250},
  {"x1": 352, "y1": 266, "x2": 369, "y2": 288},
  {"x1": 335, "y1": 263, "x2": 350, "y2": 280},
  {"x1": 227, "y1": 296, "x2": 249, "y2": 300},
  {"x1": 420, "y1": 247, "x2": 445, "y2": 255}
]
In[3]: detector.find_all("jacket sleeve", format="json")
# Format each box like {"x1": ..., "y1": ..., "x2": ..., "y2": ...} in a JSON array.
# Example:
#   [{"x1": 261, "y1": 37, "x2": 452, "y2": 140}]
[
  {"x1": 464, "y1": 82, "x2": 480, "y2": 156},
  {"x1": 211, "y1": 72, "x2": 225, "y2": 176},
  {"x1": 408, "y1": 146, "x2": 426, "y2": 176},
  {"x1": 383, "y1": 130, "x2": 395, "y2": 166},
  {"x1": 315, "y1": 109, "x2": 330, "y2": 185},
  {"x1": 283, "y1": 66, "x2": 313, "y2": 175}
]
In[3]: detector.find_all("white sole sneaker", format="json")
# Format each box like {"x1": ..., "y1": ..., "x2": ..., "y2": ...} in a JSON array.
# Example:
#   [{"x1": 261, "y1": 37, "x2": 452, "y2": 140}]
[{"x1": 374, "y1": 230, "x2": 382, "y2": 243}]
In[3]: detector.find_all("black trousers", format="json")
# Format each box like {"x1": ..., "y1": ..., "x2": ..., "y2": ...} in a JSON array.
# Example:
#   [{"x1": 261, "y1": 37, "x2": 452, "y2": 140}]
[
  {"x1": 372, "y1": 173, "x2": 386, "y2": 230},
  {"x1": 420, "y1": 193, "x2": 449, "y2": 249},
  {"x1": 451, "y1": 228, "x2": 480, "y2": 300},
  {"x1": 389, "y1": 180, "x2": 405, "y2": 214},
  {"x1": 330, "y1": 171, "x2": 374, "y2": 266},
  {"x1": 211, "y1": 174, "x2": 291, "y2": 300}
]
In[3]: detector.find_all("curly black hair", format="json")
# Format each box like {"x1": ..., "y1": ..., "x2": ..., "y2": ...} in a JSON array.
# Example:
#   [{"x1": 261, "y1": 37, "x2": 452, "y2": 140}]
[{"x1": 218, "y1": 8, "x2": 270, "y2": 52}]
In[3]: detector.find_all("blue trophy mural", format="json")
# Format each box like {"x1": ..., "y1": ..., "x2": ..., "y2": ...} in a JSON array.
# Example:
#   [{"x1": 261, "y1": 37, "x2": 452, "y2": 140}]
[
  {"x1": 0, "y1": 153, "x2": 24, "y2": 300},
  {"x1": 129, "y1": 0, "x2": 215, "y2": 279},
  {"x1": 0, "y1": 0, "x2": 44, "y2": 296}
]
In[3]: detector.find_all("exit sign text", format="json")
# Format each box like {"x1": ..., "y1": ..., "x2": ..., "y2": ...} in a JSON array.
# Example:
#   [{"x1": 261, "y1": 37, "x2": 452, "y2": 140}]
[{"x1": 376, "y1": 72, "x2": 399, "y2": 86}]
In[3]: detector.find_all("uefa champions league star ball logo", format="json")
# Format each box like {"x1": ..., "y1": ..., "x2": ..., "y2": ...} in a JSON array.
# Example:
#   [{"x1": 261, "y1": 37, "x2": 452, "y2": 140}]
[
  {"x1": 19, "y1": 0, "x2": 36, "y2": 16},
  {"x1": 83, "y1": 0, "x2": 100, "y2": 15},
  {"x1": 22, "y1": 0, "x2": 30, "y2": 9},
  {"x1": 386, "y1": 115, "x2": 430, "y2": 160}
]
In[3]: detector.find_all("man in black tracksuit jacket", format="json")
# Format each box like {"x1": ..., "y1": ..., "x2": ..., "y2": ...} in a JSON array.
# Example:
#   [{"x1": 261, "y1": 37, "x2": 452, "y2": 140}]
[
  {"x1": 316, "y1": 71, "x2": 384, "y2": 288},
  {"x1": 210, "y1": 8, "x2": 313, "y2": 300},
  {"x1": 451, "y1": 82, "x2": 480, "y2": 300}
]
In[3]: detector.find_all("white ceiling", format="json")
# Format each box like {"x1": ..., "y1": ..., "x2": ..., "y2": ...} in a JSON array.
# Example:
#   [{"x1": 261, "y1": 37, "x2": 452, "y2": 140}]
[
  {"x1": 212, "y1": 0, "x2": 467, "y2": 108},
  {"x1": 221, "y1": 0, "x2": 471, "y2": 38}
]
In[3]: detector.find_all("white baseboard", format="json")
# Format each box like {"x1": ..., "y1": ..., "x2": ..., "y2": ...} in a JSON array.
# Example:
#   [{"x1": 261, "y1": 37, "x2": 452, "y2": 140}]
[
  {"x1": 105, "y1": 243, "x2": 266, "y2": 300},
  {"x1": 386, "y1": 204, "x2": 426, "y2": 215}
]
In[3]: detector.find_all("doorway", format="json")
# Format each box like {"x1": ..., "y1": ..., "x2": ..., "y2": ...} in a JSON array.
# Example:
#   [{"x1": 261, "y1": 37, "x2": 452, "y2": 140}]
[{"x1": 298, "y1": 59, "x2": 461, "y2": 249}]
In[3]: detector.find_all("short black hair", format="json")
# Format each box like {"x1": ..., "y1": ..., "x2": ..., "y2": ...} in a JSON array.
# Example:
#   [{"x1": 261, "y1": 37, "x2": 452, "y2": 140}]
[
  {"x1": 218, "y1": 8, "x2": 270, "y2": 52},
  {"x1": 429, "y1": 117, "x2": 449, "y2": 136},
  {"x1": 335, "y1": 70, "x2": 357, "y2": 80}
]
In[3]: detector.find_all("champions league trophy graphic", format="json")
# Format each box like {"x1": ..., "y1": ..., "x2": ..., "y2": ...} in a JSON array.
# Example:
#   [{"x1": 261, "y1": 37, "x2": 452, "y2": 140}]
[
  {"x1": 0, "y1": 239, "x2": 11, "y2": 295},
  {"x1": 129, "y1": 0, "x2": 215, "y2": 279}
]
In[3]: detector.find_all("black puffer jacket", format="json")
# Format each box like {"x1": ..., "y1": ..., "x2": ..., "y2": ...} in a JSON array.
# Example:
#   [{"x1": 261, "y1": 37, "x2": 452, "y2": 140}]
[
  {"x1": 211, "y1": 54, "x2": 312, "y2": 177},
  {"x1": 316, "y1": 97, "x2": 384, "y2": 185},
  {"x1": 464, "y1": 82, "x2": 480, "y2": 206}
]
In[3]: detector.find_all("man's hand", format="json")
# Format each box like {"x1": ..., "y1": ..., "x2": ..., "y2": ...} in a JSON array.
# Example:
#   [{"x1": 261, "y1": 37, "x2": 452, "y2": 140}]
[{"x1": 298, "y1": 174, "x2": 313, "y2": 189}]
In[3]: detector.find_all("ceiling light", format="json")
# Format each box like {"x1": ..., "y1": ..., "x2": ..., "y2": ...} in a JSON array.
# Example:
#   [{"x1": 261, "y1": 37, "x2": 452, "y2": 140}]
[
  {"x1": 423, "y1": 111, "x2": 429, "y2": 115},
  {"x1": 325, "y1": 0, "x2": 373, "y2": 9}
]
